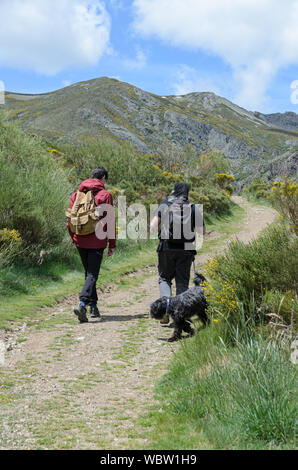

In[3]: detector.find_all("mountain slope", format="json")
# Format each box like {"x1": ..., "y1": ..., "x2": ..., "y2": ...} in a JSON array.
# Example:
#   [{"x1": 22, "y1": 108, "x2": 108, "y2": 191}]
[
  {"x1": 254, "y1": 111, "x2": 298, "y2": 132},
  {"x1": 2, "y1": 77, "x2": 298, "y2": 182}
]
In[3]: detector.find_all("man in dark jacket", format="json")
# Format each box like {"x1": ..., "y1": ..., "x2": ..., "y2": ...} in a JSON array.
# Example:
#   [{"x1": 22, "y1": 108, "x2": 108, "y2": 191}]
[
  {"x1": 150, "y1": 182, "x2": 205, "y2": 324},
  {"x1": 67, "y1": 166, "x2": 116, "y2": 323}
]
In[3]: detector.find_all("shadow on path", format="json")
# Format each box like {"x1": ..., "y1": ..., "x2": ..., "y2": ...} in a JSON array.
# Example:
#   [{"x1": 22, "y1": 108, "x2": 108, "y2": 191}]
[{"x1": 89, "y1": 313, "x2": 149, "y2": 323}]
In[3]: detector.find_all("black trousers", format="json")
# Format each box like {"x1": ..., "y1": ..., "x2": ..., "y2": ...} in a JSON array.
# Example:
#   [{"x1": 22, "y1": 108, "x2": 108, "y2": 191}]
[
  {"x1": 77, "y1": 247, "x2": 104, "y2": 305},
  {"x1": 158, "y1": 250, "x2": 194, "y2": 298}
]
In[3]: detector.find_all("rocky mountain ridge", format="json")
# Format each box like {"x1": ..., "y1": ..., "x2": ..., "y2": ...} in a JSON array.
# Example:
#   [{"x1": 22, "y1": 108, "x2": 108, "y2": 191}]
[{"x1": 2, "y1": 77, "x2": 297, "y2": 183}]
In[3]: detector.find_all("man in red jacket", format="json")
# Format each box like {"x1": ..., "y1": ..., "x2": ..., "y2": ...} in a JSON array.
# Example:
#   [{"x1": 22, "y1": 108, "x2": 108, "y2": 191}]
[{"x1": 67, "y1": 166, "x2": 116, "y2": 323}]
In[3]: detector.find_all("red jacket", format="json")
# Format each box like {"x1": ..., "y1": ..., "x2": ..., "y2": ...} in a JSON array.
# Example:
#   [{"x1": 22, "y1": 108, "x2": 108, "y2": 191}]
[{"x1": 67, "y1": 179, "x2": 116, "y2": 250}]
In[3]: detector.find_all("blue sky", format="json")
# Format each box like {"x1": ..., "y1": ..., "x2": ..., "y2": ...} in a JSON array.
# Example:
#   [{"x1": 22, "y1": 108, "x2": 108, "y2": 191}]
[{"x1": 0, "y1": 0, "x2": 298, "y2": 113}]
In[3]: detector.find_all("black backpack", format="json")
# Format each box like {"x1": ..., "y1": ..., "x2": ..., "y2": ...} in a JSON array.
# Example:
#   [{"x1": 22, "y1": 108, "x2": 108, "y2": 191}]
[{"x1": 161, "y1": 198, "x2": 195, "y2": 244}]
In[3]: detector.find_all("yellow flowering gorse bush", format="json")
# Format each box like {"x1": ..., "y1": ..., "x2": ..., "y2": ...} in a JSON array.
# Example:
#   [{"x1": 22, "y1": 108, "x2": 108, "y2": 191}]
[
  {"x1": 0, "y1": 228, "x2": 22, "y2": 264},
  {"x1": 0, "y1": 228, "x2": 22, "y2": 245},
  {"x1": 202, "y1": 257, "x2": 238, "y2": 322},
  {"x1": 269, "y1": 178, "x2": 298, "y2": 234}
]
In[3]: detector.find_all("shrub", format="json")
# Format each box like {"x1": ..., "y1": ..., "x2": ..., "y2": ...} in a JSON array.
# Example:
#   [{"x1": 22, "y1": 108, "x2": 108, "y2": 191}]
[
  {"x1": 269, "y1": 179, "x2": 298, "y2": 234},
  {"x1": 201, "y1": 187, "x2": 231, "y2": 215},
  {"x1": 0, "y1": 228, "x2": 22, "y2": 265},
  {"x1": 0, "y1": 116, "x2": 72, "y2": 264},
  {"x1": 216, "y1": 173, "x2": 235, "y2": 190},
  {"x1": 202, "y1": 258, "x2": 238, "y2": 324},
  {"x1": 244, "y1": 179, "x2": 271, "y2": 201},
  {"x1": 205, "y1": 224, "x2": 298, "y2": 327},
  {"x1": 191, "y1": 150, "x2": 231, "y2": 183},
  {"x1": 262, "y1": 289, "x2": 298, "y2": 325},
  {"x1": 61, "y1": 138, "x2": 168, "y2": 193}
]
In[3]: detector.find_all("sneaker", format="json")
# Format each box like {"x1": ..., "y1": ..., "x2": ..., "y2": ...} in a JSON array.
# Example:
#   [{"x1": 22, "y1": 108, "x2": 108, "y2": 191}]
[
  {"x1": 160, "y1": 313, "x2": 170, "y2": 324},
  {"x1": 74, "y1": 304, "x2": 88, "y2": 323},
  {"x1": 90, "y1": 305, "x2": 101, "y2": 319}
]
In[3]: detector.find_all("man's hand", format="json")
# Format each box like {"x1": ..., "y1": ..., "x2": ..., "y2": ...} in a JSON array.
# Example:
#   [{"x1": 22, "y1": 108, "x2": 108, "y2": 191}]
[{"x1": 108, "y1": 247, "x2": 115, "y2": 257}]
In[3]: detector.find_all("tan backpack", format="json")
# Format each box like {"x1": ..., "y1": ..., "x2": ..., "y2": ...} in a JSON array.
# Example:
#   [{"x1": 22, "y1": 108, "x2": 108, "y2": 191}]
[{"x1": 66, "y1": 190, "x2": 100, "y2": 236}]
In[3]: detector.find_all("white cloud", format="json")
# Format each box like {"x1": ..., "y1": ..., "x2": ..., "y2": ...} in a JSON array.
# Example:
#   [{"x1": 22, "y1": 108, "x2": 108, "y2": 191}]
[
  {"x1": 172, "y1": 65, "x2": 221, "y2": 96},
  {"x1": 107, "y1": 0, "x2": 126, "y2": 9},
  {"x1": 0, "y1": 0, "x2": 111, "y2": 75},
  {"x1": 132, "y1": 0, "x2": 298, "y2": 109},
  {"x1": 291, "y1": 80, "x2": 298, "y2": 104},
  {"x1": 122, "y1": 47, "x2": 147, "y2": 70}
]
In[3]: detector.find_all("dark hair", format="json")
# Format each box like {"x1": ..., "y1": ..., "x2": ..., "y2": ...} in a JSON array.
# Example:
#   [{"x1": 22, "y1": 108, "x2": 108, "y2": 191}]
[
  {"x1": 91, "y1": 166, "x2": 108, "y2": 181},
  {"x1": 172, "y1": 182, "x2": 189, "y2": 198}
]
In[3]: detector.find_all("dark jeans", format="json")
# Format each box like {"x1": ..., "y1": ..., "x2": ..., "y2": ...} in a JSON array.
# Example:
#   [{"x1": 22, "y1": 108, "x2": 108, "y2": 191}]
[
  {"x1": 158, "y1": 250, "x2": 194, "y2": 298},
  {"x1": 77, "y1": 247, "x2": 104, "y2": 305}
]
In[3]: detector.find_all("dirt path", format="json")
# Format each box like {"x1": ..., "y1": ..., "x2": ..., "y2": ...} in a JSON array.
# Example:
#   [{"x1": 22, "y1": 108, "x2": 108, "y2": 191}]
[{"x1": 0, "y1": 198, "x2": 276, "y2": 450}]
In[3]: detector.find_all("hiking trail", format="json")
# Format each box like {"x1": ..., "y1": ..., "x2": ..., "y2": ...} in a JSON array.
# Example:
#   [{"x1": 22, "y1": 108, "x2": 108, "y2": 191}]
[{"x1": 0, "y1": 197, "x2": 276, "y2": 449}]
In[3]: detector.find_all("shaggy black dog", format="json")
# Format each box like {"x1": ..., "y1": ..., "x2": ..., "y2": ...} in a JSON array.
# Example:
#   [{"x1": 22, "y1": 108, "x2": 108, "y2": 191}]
[{"x1": 150, "y1": 273, "x2": 209, "y2": 342}]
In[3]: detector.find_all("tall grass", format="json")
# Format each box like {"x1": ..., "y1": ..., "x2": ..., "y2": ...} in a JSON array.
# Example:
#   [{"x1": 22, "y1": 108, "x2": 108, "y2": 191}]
[
  {"x1": 216, "y1": 334, "x2": 297, "y2": 443},
  {"x1": 151, "y1": 322, "x2": 297, "y2": 449}
]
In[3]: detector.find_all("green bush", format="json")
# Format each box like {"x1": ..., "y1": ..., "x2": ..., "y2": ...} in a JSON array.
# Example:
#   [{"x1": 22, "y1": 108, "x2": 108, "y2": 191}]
[
  {"x1": 61, "y1": 139, "x2": 233, "y2": 217},
  {"x1": 244, "y1": 179, "x2": 271, "y2": 201},
  {"x1": 262, "y1": 289, "x2": 298, "y2": 324},
  {"x1": 269, "y1": 179, "x2": 298, "y2": 235},
  {"x1": 0, "y1": 116, "x2": 72, "y2": 263},
  {"x1": 210, "y1": 224, "x2": 298, "y2": 326},
  {"x1": 0, "y1": 228, "x2": 22, "y2": 265},
  {"x1": 62, "y1": 138, "x2": 167, "y2": 193},
  {"x1": 0, "y1": 118, "x2": 234, "y2": 267},
  {"x1": 202, "y1": 187, "x2": 231, "y2": 215}
]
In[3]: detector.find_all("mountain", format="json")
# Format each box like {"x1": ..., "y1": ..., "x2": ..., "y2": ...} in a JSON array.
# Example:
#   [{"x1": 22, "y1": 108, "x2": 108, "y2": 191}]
[
  {"x1": 254, "y1": 111, "x2": 298, "y2": 132},
  {"x1": 2, "y1": 77, "x2": 297, "y2": 183}
]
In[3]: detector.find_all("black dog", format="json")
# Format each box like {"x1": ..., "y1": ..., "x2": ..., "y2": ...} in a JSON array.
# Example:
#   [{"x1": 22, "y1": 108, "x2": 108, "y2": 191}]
[{"x1": 150, "y1": 273, "x2": 209, "y2": 342}]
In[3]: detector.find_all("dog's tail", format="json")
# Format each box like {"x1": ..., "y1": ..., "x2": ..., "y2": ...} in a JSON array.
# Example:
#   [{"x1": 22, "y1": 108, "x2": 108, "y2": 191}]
[{"x1": 193, "y1": 272, "x2": 207, "y2": 286}]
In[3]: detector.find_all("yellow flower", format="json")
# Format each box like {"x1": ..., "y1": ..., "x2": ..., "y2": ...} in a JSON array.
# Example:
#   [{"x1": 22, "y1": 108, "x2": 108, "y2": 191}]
[{"x1": 0, "y1": 228, "x2": 22, "y2": 245}]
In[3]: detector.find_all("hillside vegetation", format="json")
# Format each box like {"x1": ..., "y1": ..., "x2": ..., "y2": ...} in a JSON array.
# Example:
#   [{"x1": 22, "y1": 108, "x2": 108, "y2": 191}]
[
  {"x1": 2, "y1": 77, "x2": 297, "y2": 184},
  {"x1": 0, "y1": 115, "x2": 234, "y2": 297}
]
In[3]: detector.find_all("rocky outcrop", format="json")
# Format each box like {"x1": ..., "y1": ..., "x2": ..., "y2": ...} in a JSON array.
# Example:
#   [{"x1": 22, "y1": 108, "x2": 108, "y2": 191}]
[
  {"x1": 254, "y1": 111, "x2": 298, "y2": 132},
  {"x1": 267, "y1": 151, "x2": 298, "y2": 181}
]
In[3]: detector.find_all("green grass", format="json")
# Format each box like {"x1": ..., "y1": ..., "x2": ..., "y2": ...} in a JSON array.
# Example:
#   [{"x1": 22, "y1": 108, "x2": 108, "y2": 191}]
[
  {"x1": 204, "y1": 200, "x2": 244, "y2": 234},
  {"x1": 196, "y1": 200, "x2": 245, "y2": 258},
  {"x1": 142, "y1": 323, "x2": 297, "y2": 450}
]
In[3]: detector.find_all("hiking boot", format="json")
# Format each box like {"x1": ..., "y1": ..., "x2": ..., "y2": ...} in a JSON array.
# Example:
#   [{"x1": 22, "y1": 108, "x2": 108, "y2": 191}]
[
  {"x1": 90, "y1": 305, "x2": 101, "y2": 319},
  {"x1": 74, "y1": 304, "x2": 88, "y2": 323},
  {"x1": 160, "y1": 313, "x2": 170, "y2": 324}
]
